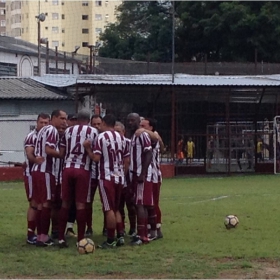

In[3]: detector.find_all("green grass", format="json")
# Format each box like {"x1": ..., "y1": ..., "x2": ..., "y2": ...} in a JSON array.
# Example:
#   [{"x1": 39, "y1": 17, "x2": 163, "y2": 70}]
[{"x1": 1, "y1": 175, "x2": 280, "y2": 278}]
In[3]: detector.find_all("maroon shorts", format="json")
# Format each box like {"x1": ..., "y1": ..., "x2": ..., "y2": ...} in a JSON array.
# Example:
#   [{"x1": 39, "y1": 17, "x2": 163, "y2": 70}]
[
  {"x1": 24, "y1": 175, "x2": 33, "y2": 201},
  {"x1": 32, "y1": 171, "x2": 56, "y2": 204},
  {"x1": 153, "y1": 182, "x2": 161, "y2": 207},
  {"x1": 90, "y1": 178, "x2": 99, "y2": 203},
  {"x1": 131, "y1": 178, "x2": 154, "y2": 206},
  {"x1": 61, "y1": 167, "x2": 91, "y2": 203},
  {"x1": 99, "y1": 179, "x2": 123, "y2": 212}
]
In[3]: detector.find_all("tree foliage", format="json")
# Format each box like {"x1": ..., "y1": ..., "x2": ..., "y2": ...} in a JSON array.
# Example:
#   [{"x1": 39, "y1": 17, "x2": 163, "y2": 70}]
[{"x1": 99, "y1": 1, "x2": 280, "y2": 63}]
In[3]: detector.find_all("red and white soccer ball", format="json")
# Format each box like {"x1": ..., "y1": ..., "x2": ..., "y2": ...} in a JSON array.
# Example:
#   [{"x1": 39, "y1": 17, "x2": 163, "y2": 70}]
[
  {"x1": 224, "y1": 215, "x2": 239, "y2": 229},
  {"x1": 77, "y1": 238, "x2": 95, "y2": 254}
]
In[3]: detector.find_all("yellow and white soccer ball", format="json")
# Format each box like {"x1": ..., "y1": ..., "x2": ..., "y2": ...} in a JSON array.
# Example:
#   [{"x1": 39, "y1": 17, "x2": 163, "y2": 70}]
[
  {"x1": 77, "y1": 238, "x2": 95, "y2": 254},
  {"x1": 224, "y1": 215, "x2": 239, "y2": 229}
]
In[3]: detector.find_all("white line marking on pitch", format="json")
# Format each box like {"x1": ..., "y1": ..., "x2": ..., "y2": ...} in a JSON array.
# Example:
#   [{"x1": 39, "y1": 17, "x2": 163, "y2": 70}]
[{"x1": 178, "y1": 195, "x2": 229, "y2": 204}]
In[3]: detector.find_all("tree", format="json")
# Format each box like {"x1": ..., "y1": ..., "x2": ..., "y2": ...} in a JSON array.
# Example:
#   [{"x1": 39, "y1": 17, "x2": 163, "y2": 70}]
[{"x1": 99, "y1": 1, "x2": 173, "y2": 62}]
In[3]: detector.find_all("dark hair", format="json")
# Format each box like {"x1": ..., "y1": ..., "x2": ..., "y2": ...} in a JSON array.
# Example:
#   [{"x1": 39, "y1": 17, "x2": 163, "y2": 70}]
[
  {"x1": 51, "y1": 109, "x2": 61, "y2": 119},
  {"x1": 37, "y1": 112, "x2": 50, "y2": 120},
  {"x1": 90, "y1": 114, "x2": 102, "y2": 122},
  {"x1": 144, "y1": 117, "x2": 157, "y2": 132},
  {"x1": 102, "y1": 114, "x2": 116, "y2": 127}
]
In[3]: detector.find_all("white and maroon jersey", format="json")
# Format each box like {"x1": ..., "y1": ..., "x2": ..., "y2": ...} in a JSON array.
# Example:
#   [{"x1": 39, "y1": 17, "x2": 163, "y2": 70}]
[
  {"x1": 123, "y1": 137, "x2": 131, "y2": 187},
  {"x1": 129, "y1": 132, "x2": 153, "y2": 182},
  {"x1": 94, "y1": 130, "x2": 130, "y2": 184},
  {"x1": 61, "y1": 125, "x2": 98, "y2": 171},
  {"x1": 23, "y1": 129, "x2": 37, "y2": 177},
  {"x1": 91, "y1": 162, "x2": 99, "y2": 180},
  {"x1": 151, "y1": 140, "x2": 162, "y2": 183},
  {"x1": 32, "y1": 125, "x2": 59, "y2": 175},
  {"x1": 54, "y1": 136, "x2": 65, "y2": 185}
]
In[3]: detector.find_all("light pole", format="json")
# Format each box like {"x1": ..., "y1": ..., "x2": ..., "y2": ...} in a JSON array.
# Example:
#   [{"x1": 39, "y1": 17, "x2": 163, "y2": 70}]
[{"x1": 36, "y1": 13, "x2": 46, "y2": 76}]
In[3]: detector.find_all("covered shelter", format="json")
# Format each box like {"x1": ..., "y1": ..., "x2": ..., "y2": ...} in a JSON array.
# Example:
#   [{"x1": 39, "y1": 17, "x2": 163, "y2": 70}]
[{"x1": 32, "y1": 73, "x2": 280, "y2": 175}]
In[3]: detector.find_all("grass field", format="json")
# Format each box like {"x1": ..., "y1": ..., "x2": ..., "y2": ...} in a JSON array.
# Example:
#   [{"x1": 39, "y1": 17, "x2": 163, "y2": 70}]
[{"x1": 1, "y1": 175, "x2": 280, "y2": 278}]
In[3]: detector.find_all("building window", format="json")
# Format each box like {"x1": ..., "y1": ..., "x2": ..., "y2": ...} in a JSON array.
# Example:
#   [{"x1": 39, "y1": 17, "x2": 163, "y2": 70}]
[
  {"x1": 52, "y1": 0, "x2": 58, "y2": 5},
  {"x1": 52, "y1": 40, "x2": 59, "y2": 47},
  {"x1": 45, "y1": 26, "x2": 48, "y2": 30},
  {"x1": 52, "y1": 13, "x2": 59, "y2": 20},
  {"x1": 21, "y1": 28, "x2": 24, "y2": 34},
  {"x1": 52, "y1": 26, "x2": 59, "y2": 33},
  {"x1": 82, "y1": 2, "x2": 88, "y2": 6},
  {"x1": 61, "y1": 1, "x2": 64, "y2": 5},
  {"x1": 82, "y1": 42, "x2": 88, "y2": 47},
  {"x1": 105, "y1": 0, "x2": 108, "y2": 6},
  {"x1": 95, "y1": 14, "x2": 102, "y2": 21},
  {"x1": 95, "y1": 28, "x2": 102, "y2": 34},
  {"x1": 95, "y1": 1, "x2": 101, "y2": 6},
  {"x1": 62, "y1": 28, "x2": 65, "y2": 33},
  {"x1": 105, "y1": 14, "x2": 109, "y2": 21},
  {"x1": 0, "y1": 62, "x2": 17, "y2": 76},
  {"x1": 0, "y1": 32, "x2": 6, "y2": 36},
  {"x1": 61, "y1": 14, "x2": 65, "y2": 19},
  {"x1": 45, "y1": 12, "x2": 48, "y2": 16},
  {"x1": 0, "y1": 20, "x2": 6, "y2": 27},
  {"x1": 0, "y1": 9, "x2": 5, "y2": 15},
  {"x1": 82, "y1": 28, "x2": 89, "y2": 34},
  {"x1": 82, "y1": 15, "x2": 88, "y2": 20}
]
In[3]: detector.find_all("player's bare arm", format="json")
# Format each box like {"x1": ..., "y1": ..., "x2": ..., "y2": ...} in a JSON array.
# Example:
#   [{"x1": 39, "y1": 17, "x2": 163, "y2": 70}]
[
  {"x1": 123, "y1": 156, "x2": 130, "y2": 175},
  {"x1": 45, "y1": 145, "x2": 61, "y2": 158},
  {"x1": 154, "y1": 131, "x2": 165, "y2": 154},
  {"x1": 83, "y1": 139, "x2": 100, "y2": 162},
  {"x1": 135, "y1": 128, "x2": 158, "y2": 143},
  {"x1": 138, "y1": 149, "x2": 153, "y2": 183},
  {"x1": 25, "y1": 146, "x2": 44, "y2": 164}
]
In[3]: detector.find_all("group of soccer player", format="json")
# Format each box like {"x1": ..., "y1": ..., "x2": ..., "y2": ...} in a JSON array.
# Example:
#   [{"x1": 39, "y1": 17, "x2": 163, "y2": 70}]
[{"x1": 23, "y1": 109, "x2": 164, "y2": 249}]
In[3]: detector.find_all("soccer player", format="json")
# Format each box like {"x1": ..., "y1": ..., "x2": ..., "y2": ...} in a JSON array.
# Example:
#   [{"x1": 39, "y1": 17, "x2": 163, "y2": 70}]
[
  {"x1": 58, "y1": 110, "x2": 98, "y2": 248},
  {"x1": 85, "y1": 114, "x2": 104, "y2": 237},
  {"x1": 84, "y1": 114, "x2": 130, "y2": 248},
  {"x1": 114, "y1": 121, "x2": 131, "y2": 235},
  {"x1": 67, "y1": 114, "x2": 78, "y2": 127},
  {"x1": 139, "y1": 117, "x2": 164, "y2": 239},
  {"x1": 126, "y1": 113, "x2": 153, "y2": 245},
  {"x1": 23, "y1": 113, "x2": 50, "y2": 244},
  {"x1": 32, "y1": 109, "x2": 67, "y2": 246}
]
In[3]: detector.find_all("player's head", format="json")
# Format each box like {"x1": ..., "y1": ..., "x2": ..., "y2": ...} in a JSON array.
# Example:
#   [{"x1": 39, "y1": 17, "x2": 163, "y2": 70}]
[
  {"x1": 91, "y1": 114, "x2": 102, "y2": 132},
  {"x1": 140, "y1": 117, "x2": 157, "y2": 132},
  {"x1": 77, "y1": 109, "x2": 90, "y2": 124},
  {"x1": 51, "y1": 109, "x2": 67, "y2": 130},
  {"x1": 114, "y1": 121, "x2": 125, "y2": 136},
  {"x1": 36, "y1": 113, "x2": 50, "y2": 131},
  {"x1": 101, "y1": 114, "x2": 116, "y2": 132},
  {"x1": 67, "y1": 113, "x2": 78, "y2": 127},
  {"x1": 126, "y1": 113, "x2": 140, "y2": 132}
]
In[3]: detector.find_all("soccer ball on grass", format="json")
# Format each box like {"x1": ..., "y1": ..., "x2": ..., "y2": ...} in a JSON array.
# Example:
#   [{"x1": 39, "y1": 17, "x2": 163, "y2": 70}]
[
  {"x1": 224, "y1": 215, "x2": 239, "y2": 229},
  {"x1": 77, "y1": 238, "x2": 95, "y2": 254}
]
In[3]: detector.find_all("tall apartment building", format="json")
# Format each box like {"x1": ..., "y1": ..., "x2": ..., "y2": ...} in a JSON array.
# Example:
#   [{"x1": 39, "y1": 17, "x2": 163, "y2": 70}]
[
  {"x1": 0, "y1": 1, "x2": 6, "y2": 36},
  {"x1": 5, "y1": 0, "x2": 121, "y2": 55}
]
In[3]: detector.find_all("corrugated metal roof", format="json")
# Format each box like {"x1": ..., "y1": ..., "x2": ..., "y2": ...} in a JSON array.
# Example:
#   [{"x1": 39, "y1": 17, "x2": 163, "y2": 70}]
[
  {"x1": 0, "y1": 77, "x2": 70, "y2": 100},
  {"x1": 31, "y1": 73, "x2": 280, "y2": 88}
]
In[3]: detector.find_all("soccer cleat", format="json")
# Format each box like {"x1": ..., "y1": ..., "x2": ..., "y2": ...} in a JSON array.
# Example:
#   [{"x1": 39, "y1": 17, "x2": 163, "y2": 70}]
[
  {"x1": 85, "y1": 228, "x2": 93, "y2": 237},
  {"x1": 66, "y1": 228, "x2": 77, "y2": 238},
  {"x1": 130, "y1": 235, "x2": 143, "y2": 246},
  {"x1": 157, "y1": 230, "x2": 163, "y2": 239},
  {"x1": 128, "y1": 229, "x2": 136, "y2": 237},
  {"x1": 26, "y1": 235, "x2": 37, "y2": 245},
  {"x1": 36, "y1": 238, "x2": 54, "y2": 247},
  {"x1": 148, "y1": 234, "x2": 157, "y2": 241},
  {"x1": 116, "y1": 236, "x2": 125, "y2": 247},
  {"x1": 58, "y1": 240, "x2": 68, "y2": 248},
  {"x1": 98, "y1": 241, "x2": 117, "y2": 249}
]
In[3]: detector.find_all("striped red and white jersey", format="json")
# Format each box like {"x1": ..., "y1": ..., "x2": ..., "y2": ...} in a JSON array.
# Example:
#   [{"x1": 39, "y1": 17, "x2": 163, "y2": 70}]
[
  {"x1": 60, "y1": 125, "x2": 98, "y2": 170},
  {"x1": 151, "y1": 140, "x2": 162, "y2": 183},
  {"x1": 32, "y1": 125, "x2": 59, "y2": 175},
  {"x1": 123, "y1": 137, "x2": 131, "y2": 187},
  {"x1": 129, "y1": 131, "x2": 153, "y2": 182},
  {"x1": 23, "y1": 129, "x2": 37, "y2": 176},
  {"x1": 94, "y1": 130, "x2": 130, "y2": 184},
  {"x1": 91, "y1": 162, "x2": 99, "y2": 180},
  {"x1": 54, "y1": 134, "x2": 65, "y2": 185}
]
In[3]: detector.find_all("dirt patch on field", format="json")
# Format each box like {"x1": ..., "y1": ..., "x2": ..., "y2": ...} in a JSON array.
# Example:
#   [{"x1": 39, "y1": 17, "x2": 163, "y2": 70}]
[{"x1": 218, "y1": 258, "x2": 280, "y2": 279}]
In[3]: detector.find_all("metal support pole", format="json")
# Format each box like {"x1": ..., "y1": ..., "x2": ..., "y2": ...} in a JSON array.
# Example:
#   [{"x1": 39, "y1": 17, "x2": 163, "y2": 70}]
[{"x1": 37, "y1": 20, "x2": 41, "y2": 76}]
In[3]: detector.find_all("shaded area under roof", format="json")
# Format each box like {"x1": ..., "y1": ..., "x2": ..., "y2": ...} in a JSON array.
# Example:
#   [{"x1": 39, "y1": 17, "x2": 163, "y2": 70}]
[{"x1": 0, "y1": 77, "x2": 70, "y2": 100}]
